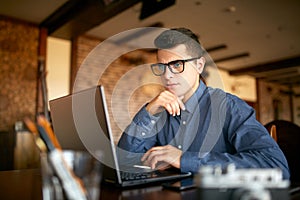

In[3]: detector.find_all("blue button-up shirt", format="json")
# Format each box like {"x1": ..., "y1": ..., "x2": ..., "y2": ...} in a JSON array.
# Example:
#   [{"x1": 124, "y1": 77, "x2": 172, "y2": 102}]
[{"x1": 118, "y1": 82, "x2": 290, "y2": 179}]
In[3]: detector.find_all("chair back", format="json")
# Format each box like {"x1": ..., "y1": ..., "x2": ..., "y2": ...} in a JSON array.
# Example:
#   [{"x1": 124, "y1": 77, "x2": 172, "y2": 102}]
[{"x1": 265, "y1": 120, "x2": 300, "y2": 185}]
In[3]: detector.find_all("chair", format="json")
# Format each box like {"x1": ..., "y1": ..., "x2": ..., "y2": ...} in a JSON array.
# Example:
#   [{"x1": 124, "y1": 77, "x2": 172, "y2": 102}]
[
  {"x1": 0, "y1": 131, "x2": 15, "y2": 170},
  {"x1": 267, "y1": 124, "x2": 277, "y2": 142},
  {"x1": 265, "y1": 120, "x2": 300, "y2": 186}
]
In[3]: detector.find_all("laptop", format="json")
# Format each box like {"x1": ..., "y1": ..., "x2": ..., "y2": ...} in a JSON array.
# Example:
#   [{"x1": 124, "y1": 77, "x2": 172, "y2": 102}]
[{"x1": 49, "y1": 85, "x2": 192, "y2": 187}]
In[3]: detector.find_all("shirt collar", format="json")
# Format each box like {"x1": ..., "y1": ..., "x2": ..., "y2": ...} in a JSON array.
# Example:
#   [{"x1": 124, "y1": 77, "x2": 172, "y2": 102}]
[{"x1": 184, "y1": 81, "x2": 207, "y2": 113}]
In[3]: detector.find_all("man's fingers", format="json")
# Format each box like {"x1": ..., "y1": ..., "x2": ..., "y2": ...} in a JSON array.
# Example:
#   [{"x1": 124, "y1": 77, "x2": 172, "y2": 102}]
[
  {"x1": 168, "y1": 102, "x2": 179, "y2": 116},
  {"x1": 164, "y1": 97, "x2": 181, "y2": 116},
  {"x1": 141, "y1": 145, "x2": 182, "y2": 169},
  {"x1": 141, "y1": 146, "x2": 166, "y2": 167},
  {"x1": 156, "y1": 162, "x2": 171, "y2": 170},
  {"x1": 166, "y1": 93, "x2": 185, "y2": 116},
  {"x1": 149, "y1": 90, "x2": 185, "y2": 116},
  {"x1": 148, "y1": 153, "x2": 166, "y2": 169},
  {"x1": 177, "y1": 96, "x2": 186, "y2": 111},
  {"x1": 141, "y1": 151, "x2": 150, "y2": 162},
  {"x1": 141, "y1": 146, "x2": 163, "y2": 161},
  {"x1": 164, "y1": 103, "x2": 174, "y2": 116}
]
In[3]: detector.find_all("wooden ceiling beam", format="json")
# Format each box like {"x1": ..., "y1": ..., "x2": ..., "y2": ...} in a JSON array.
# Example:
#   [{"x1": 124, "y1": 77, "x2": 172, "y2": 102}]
[
  {"x1": 214, "y1": 52, "x2": 250, "y2": 63},
  {"x1": 269, "y1": 75, "x2": 300, "y2": 85},
  {"x1": 206, "y1": 44, "x2": 227, "y2": 52},
  {"x1": 263, "y1": 69, "x2": 300, "y2": 81},
  {"x1": 40, "y1": 0, "x2": 141, "y2": 40},
  {"x1": 229, "y1": 55, "x2": 300, "y2": 76}
]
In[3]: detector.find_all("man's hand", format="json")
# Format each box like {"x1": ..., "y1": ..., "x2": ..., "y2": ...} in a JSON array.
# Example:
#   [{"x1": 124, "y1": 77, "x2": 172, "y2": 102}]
[
  {"x1": 141, "y1": 145, "x2": 182, "y2": 170},
  {"x1": 146, "y1": 90, "x2": 185, "y2": 116}
]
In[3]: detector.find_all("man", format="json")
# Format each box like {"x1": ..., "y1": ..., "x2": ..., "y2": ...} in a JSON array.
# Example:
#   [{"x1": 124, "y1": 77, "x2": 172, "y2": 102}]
[{"x1": 117, "y1": 28, "x2": 290, "y2": 179}]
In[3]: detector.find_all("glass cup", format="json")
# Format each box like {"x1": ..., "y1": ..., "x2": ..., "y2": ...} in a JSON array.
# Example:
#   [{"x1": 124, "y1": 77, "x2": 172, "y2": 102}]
[{"x1": 40, "y1": 150, "x2": 103, "y2": 200}]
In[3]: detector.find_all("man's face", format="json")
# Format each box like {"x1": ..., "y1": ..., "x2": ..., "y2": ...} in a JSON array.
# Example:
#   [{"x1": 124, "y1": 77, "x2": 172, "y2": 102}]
[{"x1": 157, "y1": 44, "x2": 204, "y2": 101}]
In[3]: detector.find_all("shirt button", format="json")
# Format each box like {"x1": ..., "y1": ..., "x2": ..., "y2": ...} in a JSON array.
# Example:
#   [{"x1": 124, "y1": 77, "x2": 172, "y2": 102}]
[
  {"x1": 182, "y1": 121, "x2": 186, "y2": 125},
  {"x1": 141, "y1": 132, "x2": 146, "y2": 136},
  {"x1": 151, "y1": 120, "x2": 155, "y2": 124},
  {"x1": 178, "y1": 145, "x2": 182, "y2": 149}
]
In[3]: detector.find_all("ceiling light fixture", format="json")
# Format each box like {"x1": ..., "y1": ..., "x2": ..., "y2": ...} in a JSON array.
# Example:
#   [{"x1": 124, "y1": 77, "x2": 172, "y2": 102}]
[{"x1": 226, "y1": 6, "x2": 236, "y2": 13}]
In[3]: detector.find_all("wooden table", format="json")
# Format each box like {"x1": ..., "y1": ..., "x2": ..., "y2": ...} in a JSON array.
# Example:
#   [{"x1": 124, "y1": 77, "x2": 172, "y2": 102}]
[
  {"x1": 0, "y1": 168, "x2": 197, "y2": 200},
  {"x1": 0, "y1": 168, "x2": 298, "y2": 200},
  {"x1": 0, "y1": 169, "x2": 42, "y2": 199}
]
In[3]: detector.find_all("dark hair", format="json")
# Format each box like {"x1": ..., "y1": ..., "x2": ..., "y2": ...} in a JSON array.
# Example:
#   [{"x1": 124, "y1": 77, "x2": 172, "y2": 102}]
[
  {"x1": 154, "y1": 27, "x2": 205, "y2": 58},
  {"x1": 154, "y1": 27, "x2": 206, "y2": 84}
]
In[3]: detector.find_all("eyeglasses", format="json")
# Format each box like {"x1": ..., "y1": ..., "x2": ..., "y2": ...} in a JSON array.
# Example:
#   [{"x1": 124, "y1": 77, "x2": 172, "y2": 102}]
[{"x1": 150, "y1": 57, "x2": 200, "y2": 76}]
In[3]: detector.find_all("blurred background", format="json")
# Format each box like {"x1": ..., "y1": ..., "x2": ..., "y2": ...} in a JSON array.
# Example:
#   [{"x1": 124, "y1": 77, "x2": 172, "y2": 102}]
[{"x1": 0, "y1": 0, "x2": 300, "y2": 170}]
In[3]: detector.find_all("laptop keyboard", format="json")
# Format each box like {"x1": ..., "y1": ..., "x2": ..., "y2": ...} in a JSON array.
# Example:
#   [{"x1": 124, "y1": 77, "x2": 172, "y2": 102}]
[{"x1": 120, "y1": 171, "x2": 157, "y2": 181}]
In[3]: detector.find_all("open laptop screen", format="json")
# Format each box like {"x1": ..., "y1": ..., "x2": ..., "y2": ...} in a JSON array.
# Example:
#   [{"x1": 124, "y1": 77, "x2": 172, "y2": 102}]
[{"x1": 49, "y1": 86, "x2": 116, "y2": 168}]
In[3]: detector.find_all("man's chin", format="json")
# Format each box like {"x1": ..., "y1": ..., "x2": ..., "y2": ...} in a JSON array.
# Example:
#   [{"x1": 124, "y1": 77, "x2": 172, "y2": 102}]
[{"x1": 165, "y1": 88, "x2": 177, "y2": 95}]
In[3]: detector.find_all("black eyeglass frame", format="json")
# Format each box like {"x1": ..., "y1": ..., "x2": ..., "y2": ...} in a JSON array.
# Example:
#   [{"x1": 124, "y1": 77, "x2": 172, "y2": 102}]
[{"x1": 150, "y1": 56, "x2": 201, "y2": 76}]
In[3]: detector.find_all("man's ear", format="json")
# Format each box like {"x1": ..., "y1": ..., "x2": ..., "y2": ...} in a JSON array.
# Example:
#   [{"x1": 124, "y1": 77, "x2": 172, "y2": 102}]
[{"x1": 196, "y1": 56, "x2": 206, "y2": 74}]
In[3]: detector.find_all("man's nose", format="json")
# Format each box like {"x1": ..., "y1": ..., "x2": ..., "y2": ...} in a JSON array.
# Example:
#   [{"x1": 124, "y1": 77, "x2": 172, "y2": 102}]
[{"x1": 163, "y1": 66, "x2": 173, "y2": 79}]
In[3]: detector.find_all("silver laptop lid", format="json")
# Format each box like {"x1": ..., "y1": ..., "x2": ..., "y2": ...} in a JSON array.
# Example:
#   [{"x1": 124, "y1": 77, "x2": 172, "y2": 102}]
[{"x1": 49, "y1": 86, "x2": 118, "y2": 174}]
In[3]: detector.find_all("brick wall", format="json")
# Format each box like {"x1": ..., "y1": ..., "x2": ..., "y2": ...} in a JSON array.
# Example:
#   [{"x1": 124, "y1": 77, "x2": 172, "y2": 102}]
[
  {"x1": 72, "y1": 35, "x2": 163, "y2": 142},
  {"x1": 0, "y1": 17, "x2": 38, "y2": 131}
]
